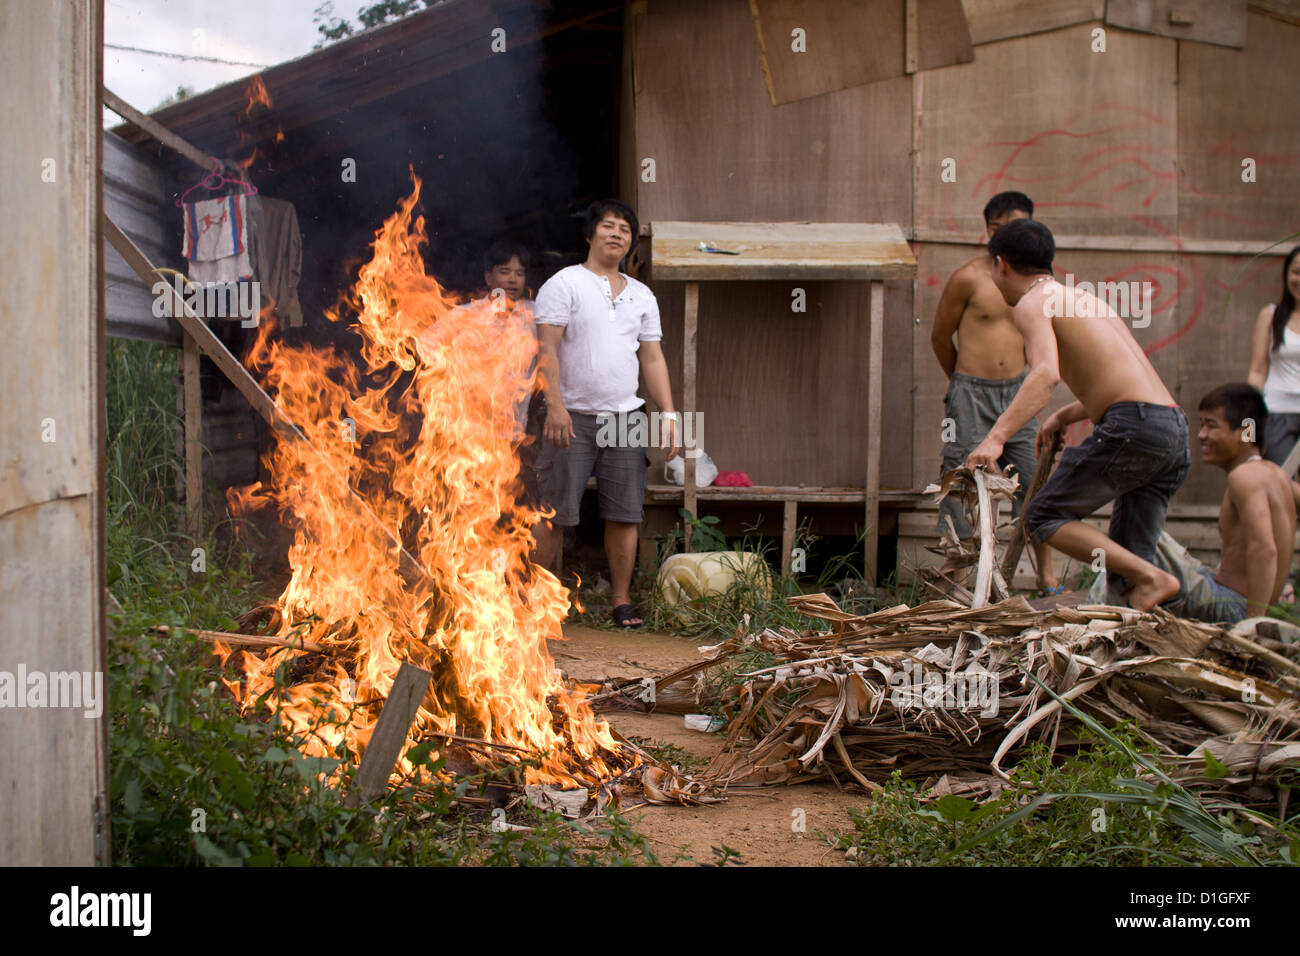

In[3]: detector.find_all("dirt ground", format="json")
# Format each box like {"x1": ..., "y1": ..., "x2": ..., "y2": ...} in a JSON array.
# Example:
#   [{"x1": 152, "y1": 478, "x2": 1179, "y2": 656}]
[{"x1": 548, "y1": 623, "x2": 863, "y2": 866}]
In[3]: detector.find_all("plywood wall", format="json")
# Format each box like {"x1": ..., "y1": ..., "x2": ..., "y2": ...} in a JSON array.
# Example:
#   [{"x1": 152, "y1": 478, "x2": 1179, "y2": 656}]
[
  {"x1": 634, "y1": 0, "x2": 912, "y2": 226},
  {"x1": 914, "y1": 23, "x2": 1179, "y2": 241},
  {"x1": 647, "y1": 279, "x2": 913, "y2": 489},
  {"x1": 1178, "y1": 11, "x2": 1300, "y2": 242},
  {"x1": 0, "y1": 0, "x2": 106, "y2": 865},
  {"x1": 633, "y1": 1, "x2": 1299, "y2": 509}
]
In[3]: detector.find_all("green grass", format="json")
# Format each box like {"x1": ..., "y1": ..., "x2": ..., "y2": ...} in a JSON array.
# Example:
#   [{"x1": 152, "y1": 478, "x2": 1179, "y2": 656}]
[{"x1": 104, "y1": 337, "x2": 659, "y2": 866}]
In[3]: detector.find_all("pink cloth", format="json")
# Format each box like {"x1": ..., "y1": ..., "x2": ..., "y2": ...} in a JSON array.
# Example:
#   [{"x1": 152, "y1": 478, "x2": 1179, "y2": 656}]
[{"x1": 713, "y1": 471, "x2": 752, "y2": 487}]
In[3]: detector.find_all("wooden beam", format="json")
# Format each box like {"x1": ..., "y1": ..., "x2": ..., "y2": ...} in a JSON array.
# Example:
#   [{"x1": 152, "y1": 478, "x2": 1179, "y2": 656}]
[
  {"x1": 911, "y1": 230, "x2": 1292, "y2": 256},
  {"x1": 103, "y1": 86, "x2": 218, "y2": 174},
  {"x1": 904, "y1": 0, "x2": 919, "y2": 73},
  {"x1": 682, "y1": 281, "x2": 699, "y2": 551},
  {"x1": 181, "y1": 332, "x2": 202, "y2": 535},
  {"x1": 346, "y1": 662, "x2": 432, "y2": 805},
  {"x1": 864, "y1": 281, "x2": 884, "y2": 584},
  {"x1": 103, "y1": 213, "x2": 434, "y2": 587}
]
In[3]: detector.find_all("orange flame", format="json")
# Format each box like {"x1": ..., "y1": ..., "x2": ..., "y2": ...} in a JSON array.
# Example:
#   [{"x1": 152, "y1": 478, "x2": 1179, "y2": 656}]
[{"x1": 226, "y1": 171, "x2": 631, "y2": 787}]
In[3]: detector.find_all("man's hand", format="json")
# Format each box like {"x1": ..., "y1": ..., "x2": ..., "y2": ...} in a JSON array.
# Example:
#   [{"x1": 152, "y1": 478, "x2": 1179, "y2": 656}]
[
  {"x1": 660, "y1": 414, "x2": 681, "y2": 461},
  {"x1": 544, "y1": 404, "x2": 575, "y2": 449},
  {"x1": 1036, "y1": 410, "x2": 1065, "y2": 455},
  {"x1": 964, "y1": 436, "x2": 1004, "y2": 473}
]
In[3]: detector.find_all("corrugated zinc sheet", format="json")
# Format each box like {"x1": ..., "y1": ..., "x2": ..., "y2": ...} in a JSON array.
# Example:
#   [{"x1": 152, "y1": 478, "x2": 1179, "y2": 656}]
[{"x1": 103, "y1": 129, "x2": 179, "y2": 343}]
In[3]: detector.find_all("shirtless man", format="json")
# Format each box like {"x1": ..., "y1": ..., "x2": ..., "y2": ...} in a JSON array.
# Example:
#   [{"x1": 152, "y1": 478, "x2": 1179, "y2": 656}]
[
  {"x1": 931, "y1": 192, "x2": 1056, "y2": 589},
  {"x1": 964, "y1": 219, "x2": 1189, "y2": 611},
  {"x1": 1092, "y1": 384, "x2": 1296, "y2": 620}
]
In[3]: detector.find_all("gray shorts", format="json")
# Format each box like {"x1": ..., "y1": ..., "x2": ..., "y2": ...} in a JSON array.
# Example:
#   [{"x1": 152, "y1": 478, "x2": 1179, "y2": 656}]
[
  {"x1": 1264, "y1": 411, "x2": 1300, "y2": 472},
  {"x1": 938, "y1": 371, "x2": 1038, "y2": 538},
  {"x1": 1088, "y1": 531, "x2": 1247, "y2": 623},
  {"x1": 535, "y1": 408, "x2": 649, "y2": 526}
]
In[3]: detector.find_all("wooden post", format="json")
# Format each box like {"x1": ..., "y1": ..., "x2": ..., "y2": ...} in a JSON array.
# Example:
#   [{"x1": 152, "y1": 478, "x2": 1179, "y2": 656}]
[
  {"x1": 182, "y1": 331, "x2": 202, "y2": 535},
  {"x1": 682, "y1": 281, "x2": 699, "y2": 551},
  {"x1": 904, "y1": 0, "x2": 919, "y2": 74},
  {"x1": 782, "y1": 499, "x2": 798, "y2": 576},
  {"x1": 864, "y1": 280, "x2": 884, "y2": 584},
  {"x1": 346, "y1": 662, "x2": 432, "y2": 806},
  {"x1": 2, "y1": 0, "x2": 106, "y2": 864}
]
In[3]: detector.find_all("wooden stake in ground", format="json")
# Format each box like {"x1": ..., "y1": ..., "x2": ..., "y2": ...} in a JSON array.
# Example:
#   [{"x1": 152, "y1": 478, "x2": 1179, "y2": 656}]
[
  {"x1": 1000, "y1": 430, "x2": 1063, "y2": 584},
  {"x1": 346, "y1": 662, "x2": 433, "y2": 806}
]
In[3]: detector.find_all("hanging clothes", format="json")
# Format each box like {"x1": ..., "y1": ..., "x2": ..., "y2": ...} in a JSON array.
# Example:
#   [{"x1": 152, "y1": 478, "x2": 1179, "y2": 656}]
[
  {"x1": 246, "y1": 196, "x2": 304, "y2": 328},
  {"x1": 182, "y1": 194, "x2": 253, "y2": 283}
]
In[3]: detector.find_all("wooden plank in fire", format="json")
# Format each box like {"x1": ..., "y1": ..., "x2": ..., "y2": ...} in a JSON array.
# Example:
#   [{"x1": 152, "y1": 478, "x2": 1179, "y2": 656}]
[
  {"x1": 347, "y1": 662, "x2": 433, "y2": 806},
  {"x1": 102, "y1": 213, "x2": 435, "y2": 588}
]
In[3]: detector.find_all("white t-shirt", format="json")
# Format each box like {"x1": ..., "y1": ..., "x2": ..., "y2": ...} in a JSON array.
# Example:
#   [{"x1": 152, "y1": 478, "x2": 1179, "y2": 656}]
[
  {"x1": 534, "y1": 264, "x2": 662, "y2": 415},
  {"x1": 1265, "y1": 321, "x2": 1300, "y2": 414}
]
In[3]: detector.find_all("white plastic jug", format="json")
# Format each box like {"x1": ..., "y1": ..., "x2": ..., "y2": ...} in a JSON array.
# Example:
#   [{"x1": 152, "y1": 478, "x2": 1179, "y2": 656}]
[{"x1": 656, "y1": 550, "x2": 771, "y2": 622}]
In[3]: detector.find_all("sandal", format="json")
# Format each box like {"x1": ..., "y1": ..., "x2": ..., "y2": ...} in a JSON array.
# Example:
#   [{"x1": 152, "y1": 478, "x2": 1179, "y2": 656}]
[{"x1": 612, "y1": 604, "x2": 643, "y2": 628}]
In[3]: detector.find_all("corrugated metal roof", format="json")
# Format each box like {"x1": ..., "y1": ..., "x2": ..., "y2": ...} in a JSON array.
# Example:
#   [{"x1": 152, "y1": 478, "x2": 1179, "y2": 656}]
[{"x1": 112, "y1": 0, "x2": 617, "y2": 169}]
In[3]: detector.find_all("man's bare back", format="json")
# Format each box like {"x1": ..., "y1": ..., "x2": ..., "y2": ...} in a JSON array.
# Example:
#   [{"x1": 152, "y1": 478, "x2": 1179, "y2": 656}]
[
  {"x1": 1216, "y1": 459, "x2": 1296, "y2": 606},
  {"x1": 1015, "y1": 280, "x2": 1174, "y2": 422}
]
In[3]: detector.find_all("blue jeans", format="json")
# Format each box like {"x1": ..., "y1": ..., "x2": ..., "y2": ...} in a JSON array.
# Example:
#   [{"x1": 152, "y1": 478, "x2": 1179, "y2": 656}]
[{"x1": 1026, "y1": 402, "x2": 1189, "y2": 594}]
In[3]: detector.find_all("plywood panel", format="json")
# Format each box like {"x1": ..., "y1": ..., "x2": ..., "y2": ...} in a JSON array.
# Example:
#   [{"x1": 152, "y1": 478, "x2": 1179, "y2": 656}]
[
  {"x1": 636, "y1": 0, "x2": 913, "y2": 227},
  {"x1": 650, "y1": 221, "x2": 916, "y2": 280},
  {"x1": 1174, "y1": 249, "x2": 1292, "y2": 503},
  {"x1": 749, "y1": 0, "x2": 904, "y2": 105},
  {"x1": 0, "y1": 0, "x2": 104, "y2": 865},
  {"x1": 914, "y1": 24, "x2": 1178, "y2": 241},
  {"x1": 1178, "y1": 11, "x2": 1300, "y2": 242},
  {"x1": 1106, "y1": 0, "x2": 1247, "y2": 48},
  {"x1": 646, "y1": 279, "x2": 913, "y2": 489},
  {"x1": 917, "y1": 0, "x2": 975, "y2": 70},
  {"x1": 960, "y1": 0, "x2": 1103, "y2": 45}
]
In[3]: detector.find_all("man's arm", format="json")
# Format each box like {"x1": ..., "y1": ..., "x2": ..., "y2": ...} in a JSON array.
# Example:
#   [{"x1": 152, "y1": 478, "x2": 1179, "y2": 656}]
[
  {"x1": 1228, "y1": 469, "x2": 1279, "y2": 615},
  {"x1": 637, "y1": 339, "x2": 680, "y2": 460},
  {"x1": 930, "y1": 268, "x2": 972, "y2": 379},
  {"x1": 536, "y1": 324, "x2": 574, "y2": 448},
  {"x1": 1247, "y1": 305, "x2": 1273, "y2": 391},
  {"x1": 964, "y1": 297, "x2": 1060, "y2": 470}
]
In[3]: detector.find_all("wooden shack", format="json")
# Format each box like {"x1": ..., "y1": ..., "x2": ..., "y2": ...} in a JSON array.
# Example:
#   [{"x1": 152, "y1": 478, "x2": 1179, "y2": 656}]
[{"x1": 106, "y1": 0, "x2": 1300, "y2": 584}]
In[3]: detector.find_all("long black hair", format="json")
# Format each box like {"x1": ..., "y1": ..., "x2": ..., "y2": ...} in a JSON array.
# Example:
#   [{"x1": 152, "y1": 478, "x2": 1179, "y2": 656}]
[{"x1": 1269, "y1": 244, "x2": 1300, "y2": 351}]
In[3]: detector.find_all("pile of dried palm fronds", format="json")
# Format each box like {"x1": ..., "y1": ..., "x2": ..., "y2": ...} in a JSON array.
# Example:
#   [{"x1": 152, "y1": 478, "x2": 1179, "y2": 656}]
[{"x1": 697, "y1": 594, "x2": 1300, "y2": 798}]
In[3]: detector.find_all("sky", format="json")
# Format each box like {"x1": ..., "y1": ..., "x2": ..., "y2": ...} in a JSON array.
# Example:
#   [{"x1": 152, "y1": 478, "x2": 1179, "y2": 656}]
[{"x1": 103, "y1": 0, "x2": 372, "y2": 122}]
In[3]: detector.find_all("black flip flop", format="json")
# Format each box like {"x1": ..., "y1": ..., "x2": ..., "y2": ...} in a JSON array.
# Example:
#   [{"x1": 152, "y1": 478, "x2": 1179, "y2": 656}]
[{"x1": 612, "y1": 604, "x2": 643, "y2": 628}]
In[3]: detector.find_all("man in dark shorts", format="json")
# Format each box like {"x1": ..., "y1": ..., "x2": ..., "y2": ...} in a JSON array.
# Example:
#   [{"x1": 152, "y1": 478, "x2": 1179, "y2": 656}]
[
  {"x1": 963, "y1": 219, "x2": 1186, "y2": 611},
  {"x1": 1089, "y1": 384, "x2": 1297, "y2": 622},
  {"x1": 931, "y1": 191, "x2": 1056, "y2": 589},
  {"x1": 532, "y1": 200, "x2": 680, "y2": 627}
]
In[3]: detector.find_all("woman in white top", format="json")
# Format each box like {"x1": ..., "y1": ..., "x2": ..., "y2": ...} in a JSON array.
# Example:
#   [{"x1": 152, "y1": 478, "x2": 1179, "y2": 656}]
[{"x1": 1248, "y1": 245, "x2": 1300, "y2": 471}]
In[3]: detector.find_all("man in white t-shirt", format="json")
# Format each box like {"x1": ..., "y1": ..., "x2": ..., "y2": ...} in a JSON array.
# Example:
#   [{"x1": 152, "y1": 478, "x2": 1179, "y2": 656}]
[{"x1": 533, "y1": 200, "x2": 680, "y2": 628}]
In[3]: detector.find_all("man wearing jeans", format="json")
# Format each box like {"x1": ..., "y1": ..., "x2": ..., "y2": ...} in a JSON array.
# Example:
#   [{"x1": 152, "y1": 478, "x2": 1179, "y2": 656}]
[
  {"x1": 532, "y1": 199, "x2": 679, "y2": 628},
  {"x1": 963, "y1": 219, "x2": 1188, "y2": 610},
  {"x1": 931, "y1": 191, "x2": 1056, "y2": 589}
]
